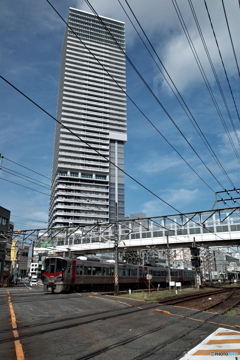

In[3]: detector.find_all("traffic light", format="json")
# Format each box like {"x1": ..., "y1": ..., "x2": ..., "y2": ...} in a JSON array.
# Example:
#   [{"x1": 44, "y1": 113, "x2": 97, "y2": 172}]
[
  {"x1": 191, "y1": 258, "x2": 201, "y2": 268},
  {"x1": 190, "y1": 247, "x2": 200, "y2": 257},
  {"x1": 190, "y1": 247, "x2": 201, "y2": 268}
]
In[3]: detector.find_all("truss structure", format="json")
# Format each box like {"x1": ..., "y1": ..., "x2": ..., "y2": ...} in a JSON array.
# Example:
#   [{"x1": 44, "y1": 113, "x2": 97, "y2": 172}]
[{"x1": 1, "y1": 206, "x2": 240, "y2": 251}]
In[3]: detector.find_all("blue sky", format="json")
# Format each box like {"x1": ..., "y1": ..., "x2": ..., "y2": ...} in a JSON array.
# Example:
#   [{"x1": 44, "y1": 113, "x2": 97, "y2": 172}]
[{"x1": 1, "y1": 0, "x2": 240, "y2": 230}]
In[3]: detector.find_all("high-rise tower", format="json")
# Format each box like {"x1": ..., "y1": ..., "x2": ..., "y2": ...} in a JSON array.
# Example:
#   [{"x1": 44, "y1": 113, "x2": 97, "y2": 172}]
[{"x1": 49, "y1": 8, "x2": 127, "y2": 228}]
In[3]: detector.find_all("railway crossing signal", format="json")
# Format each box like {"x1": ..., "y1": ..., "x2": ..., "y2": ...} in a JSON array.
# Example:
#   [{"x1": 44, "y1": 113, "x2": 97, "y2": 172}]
[{"x1": 191, "y1": 247, "x2": 201, "y2": 268}]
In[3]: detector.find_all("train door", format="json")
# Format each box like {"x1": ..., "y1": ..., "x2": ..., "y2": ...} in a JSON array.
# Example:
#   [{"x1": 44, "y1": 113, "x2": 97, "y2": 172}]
[
  {"x1": 178, "y1": 269, "x2": 184, "y2": 282},
  {"x1": 139, "y1": 266, "x2": 148, "y2": 283},
  {"x1": 71, "y1": 259, "x2": 76, "y2": 285}
]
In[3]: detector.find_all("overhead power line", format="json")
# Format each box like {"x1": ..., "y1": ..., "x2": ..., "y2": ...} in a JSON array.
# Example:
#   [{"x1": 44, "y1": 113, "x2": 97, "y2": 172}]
[
  {"x1": 11, "y1": 215, "x2": 47, "y2": 223},
  {"x1": 1, "y1": 155, "x2": 51, "y2": 180},
  {"x1": 203, "y1": 0, "x2": 240, "y2": 122},
  {"x1": 1, "y1": 76, "x2": 229, "y2": 242},
  {"x1": 84, "y1": 0, "x2": 232, "y2": 193},
  {"x1": 172, "y1": 0, "x2": 240, "y2": 165},
  {"x1": 46, "y1": 0, "x2": 240, "y2": 201},
  {"x1": 0, "y1": 177, "x2": 50, "y2": 196},
  {"x1": 119, "y1": 0, "x2": 236, "y2": 191},
  {"x1": 1, "y1": 166, "x2": 51, "y2": 190},
  {"x1": 221, "y1": 0, "x2": 240, "y2": 77},
  {"x1": 0, "y1": 5, "x2": 230, "y2": 242},
  {"x1": 0, "y1": 75, "x2": 181, "y2": 215}
]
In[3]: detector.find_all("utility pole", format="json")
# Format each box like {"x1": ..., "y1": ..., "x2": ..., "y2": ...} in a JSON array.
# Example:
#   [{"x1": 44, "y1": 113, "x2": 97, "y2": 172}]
[
  {"x1": 114, "y1": 202, "x2": 119, "y2": 296},
  {"x1": 166, "y1": 235, "x2": 171, "y2": 289}
]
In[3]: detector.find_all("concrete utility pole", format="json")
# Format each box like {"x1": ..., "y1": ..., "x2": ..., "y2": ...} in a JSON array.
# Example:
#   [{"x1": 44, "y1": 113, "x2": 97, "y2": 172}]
[
  {"x1": 114, "y1": 202, "x2": 119, "y2": 296},
  {"x1": 166, "y1": 235, "x2": 171, "y2": 289}
]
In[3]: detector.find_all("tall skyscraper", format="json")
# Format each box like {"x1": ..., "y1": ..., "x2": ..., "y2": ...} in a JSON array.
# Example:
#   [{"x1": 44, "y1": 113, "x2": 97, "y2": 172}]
[{"x1": 49, "y1": 8, "x2": 127, "y2": 228}]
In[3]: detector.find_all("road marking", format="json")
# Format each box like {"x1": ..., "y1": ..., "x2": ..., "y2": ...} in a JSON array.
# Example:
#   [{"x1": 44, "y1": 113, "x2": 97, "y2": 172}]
[
  {"x1": 7, "y1": 292, "x2": 25, "y2": 360},
  {"x1": 180, "y1": 327, "x2": 240, "y2": 359}
]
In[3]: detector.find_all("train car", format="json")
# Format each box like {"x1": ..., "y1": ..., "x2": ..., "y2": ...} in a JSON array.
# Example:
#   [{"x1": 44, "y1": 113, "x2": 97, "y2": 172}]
[{"x1": 42, "y1": 256, "x2": 195, "y2": 293}]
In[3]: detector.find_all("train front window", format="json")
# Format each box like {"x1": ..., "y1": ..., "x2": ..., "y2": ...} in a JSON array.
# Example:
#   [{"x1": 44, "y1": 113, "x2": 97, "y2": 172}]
[
  {"x1": 56, "y1": 259, "x2": 67, "y2": 272},
  {"x1": 44, "y1": 258, "x2": 56, "y2": 273}
]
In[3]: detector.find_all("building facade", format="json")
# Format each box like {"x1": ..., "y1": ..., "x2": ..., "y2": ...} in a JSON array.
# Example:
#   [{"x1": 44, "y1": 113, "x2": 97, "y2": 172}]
[
  {"x1": 49, "y1": 8, "x2": 127, "y2": 228},
  {"x1": 0, "y1": 206, "x2": 13, "y2": 285}
]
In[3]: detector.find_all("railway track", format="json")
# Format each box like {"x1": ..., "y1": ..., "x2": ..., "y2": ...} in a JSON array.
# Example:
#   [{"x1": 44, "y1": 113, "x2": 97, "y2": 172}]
[
  {"x1": 158, "y1": 287, "x2": 240, "y2": 315},
  {"x1": 158, "y1": 288, "x2": 233, "y2": 306},
  {"x1": 203, "y1": 288, "x2": 240, "y2": 313}
]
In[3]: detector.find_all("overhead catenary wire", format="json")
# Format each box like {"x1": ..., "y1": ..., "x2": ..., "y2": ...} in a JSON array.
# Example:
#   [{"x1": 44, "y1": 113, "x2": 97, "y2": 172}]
[
  {"x1": 119, "y1": 0, "x2": 236, "y2": 191},
  {"x1": 11, "y1": 215, "x2": 47, "y2": 223},
  {"x1": 84, "y1": 0, "x2": 232, "y2": 192},
  {"x1": 221, "y1": 0, "x2": 240, "y2": 77},
  {"x1": 0, "y1": 3, "x2": 234, "y2": 242},
  {"x1": 1, "y1": 156, "x2": 51, "y2": 180},
  {"x1": 203, "y1": 0, "x2": 240, "y2": 121},
  {"x1": 0, "y1": 76, "x2": 229, "y2": 242},
  {"x1": 0, "y1": 177, "x2": 50, "y2": 196},
  {"x1": 172, "y1": 0, "x2": 240, "y2": 164},
  {"x1": 47, "y1": 0, "x2": 240, "y2": 201},
  {"x1": 0, "y1": 56, "x2": 227, "y2": 239},
  {"x1": 0, "y1": 75, "x2": 181, "y2": 215},
  {"x1": 1, "y1": 166, "x2": 51, "y2": 190}
]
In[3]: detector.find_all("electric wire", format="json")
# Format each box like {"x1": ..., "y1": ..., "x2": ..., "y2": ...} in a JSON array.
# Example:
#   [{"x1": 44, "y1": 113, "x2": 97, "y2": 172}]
[
  {"x1": 84, "y1": 0, "x2": 230, "y2": 192},
  {"x1": 1, "y1": 167, "x2": 51, "y2": 190},
  {"x1": 203, "y1": 0, "x2": 240, "y2": 121},
  {"x1": 0, "y1": 75, "x2": 181, "y2": 215},
  {"x1": 0, "y1": 3, "x2": 234, "y2": 242},
  {"x1": 11, "y1": 215, "x2": 47, "y2": 223},
  {"x1": 46, "y1": 0, "x2": 240, "y2": 201},
  {"x1": 221, "y1": 0, "x2": 240, "y2": 77},
  {"x1": 0, "y1": 77, "x2": 229, "y2": 242},
  {"x1": 172, "y1": 0, "x2": 240, "y2": 164},
  {"x1": 0, "y1": 177, "x2": 50, "y2": 196},
  {"x1": 1, "y1": 156, "x2": 51, "y2": 180},
  {"x1": 120, "y1": 0, "x2": 236, "y2": 190},
  {"x1": 1, "y1": 165, "x2": 50, "y2": 187}
]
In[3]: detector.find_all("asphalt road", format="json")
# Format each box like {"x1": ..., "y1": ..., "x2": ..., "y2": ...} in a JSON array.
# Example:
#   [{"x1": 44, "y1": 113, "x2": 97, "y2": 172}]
[{"x1": 1, "y1": 285, "x2": 240, "y2": 360}]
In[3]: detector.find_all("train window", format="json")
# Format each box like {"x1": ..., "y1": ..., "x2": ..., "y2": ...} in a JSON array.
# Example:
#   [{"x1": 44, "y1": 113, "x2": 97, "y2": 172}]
[
  {"x1": 103, "y1": 267, "x2": 107, "y2": 275},
  {"x1": 84, "y1": 266, "x2": 92, "y2": 275},
  {"x1": 76, "y1": 266, "x2": 83, "y2": 275},
  {"x1": 119, "y1": 268, "x2": 129, "y2": 276},
  {"x1": 44, "y1": 258, "x2": 56, "y2": 273},
  {"x1": 44, "y1": 259, "x2": 50, "y2": 272},
  {"x1": 92, "y1": 267, "x2": 102, "y2": 275},
  {"x1": 68, "y1": 266, "x2": 71, "y2": 274},
  {"x1": 139, "y1": 269, "x2": 143, "y2": 277},
  {"x1": 109, "y1": 267, "x2": 114, "y2": 276},
  {"x1": 131, "y1": 269, "x2": 137, "y2": 276},
  {"x1": 56, "y1": 259, "x2": 67, "y2": 272}
]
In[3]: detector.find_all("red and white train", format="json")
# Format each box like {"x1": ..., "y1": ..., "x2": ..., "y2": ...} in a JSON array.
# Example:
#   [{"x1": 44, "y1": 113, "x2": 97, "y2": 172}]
[{"x1": 42, "y1": 256, "x2": 196, "y2": 293}]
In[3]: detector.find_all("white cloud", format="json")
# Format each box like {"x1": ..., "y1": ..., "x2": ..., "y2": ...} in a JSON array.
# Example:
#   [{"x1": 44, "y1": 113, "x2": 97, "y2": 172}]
[
  {"x1": 142, "y1": 188, "x2": 199, "y2": 216},
  {"x1": 139, "y1": 153, "x2": 182, "y2": 174}
]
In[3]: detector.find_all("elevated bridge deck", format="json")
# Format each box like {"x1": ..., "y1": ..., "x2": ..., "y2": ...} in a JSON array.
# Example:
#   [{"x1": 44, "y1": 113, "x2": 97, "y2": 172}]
[{"x1": 31, "y1": 207, "x2": 240, "y2": 254}]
